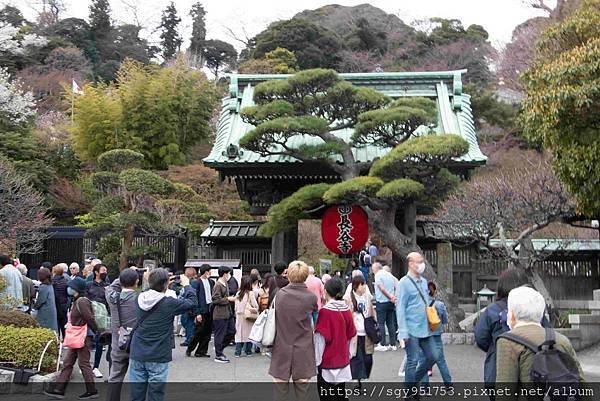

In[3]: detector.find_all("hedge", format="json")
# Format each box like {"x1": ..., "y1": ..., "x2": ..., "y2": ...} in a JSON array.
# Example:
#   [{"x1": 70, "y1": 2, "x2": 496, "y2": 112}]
[
  {"x1": 0, "y1": 326, "x2": 58, "y2": 373},
  {"x1": 0, "y1": 310, "x2": 39, "y2": 328}
]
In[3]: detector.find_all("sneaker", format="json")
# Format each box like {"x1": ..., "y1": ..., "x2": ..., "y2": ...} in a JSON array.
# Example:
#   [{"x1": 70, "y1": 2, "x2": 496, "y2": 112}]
[
  {"x1": 185, "y1": 350, "x2": 191, "y2": 357},
  {"x1": 214, "y1": 355, "x2": 230, "y2": 363},
  {"x1": 397, "y1": 369, "x2": 405, "y2": 377},
  {"x1": 374, "y1": 344, "x2": 388, "y2": 352},
  {"x1": 194, "y1": 353, "x2": 210, "y2": 358},
  {"x1": 245, "y1": 353, "x2": 253, "y2": 357},
  {"x1": 44, "y1": 389, "x2": 65, "y2": 399},
  {"x1": 265, "y1": 352, "x2": 272, "y2": 358},
  {"x1": 234, "y1": 354, "x2": 241, "y2": 358},
  {"x1": 78, "y1": 391, "x2": 99, "y2": 399},
  {"x1": 389, "y1": 345, "x2": 398, "y2": 351},
  {"x1": 92, "y1": 368, "x2": 103, "y2": 378}
]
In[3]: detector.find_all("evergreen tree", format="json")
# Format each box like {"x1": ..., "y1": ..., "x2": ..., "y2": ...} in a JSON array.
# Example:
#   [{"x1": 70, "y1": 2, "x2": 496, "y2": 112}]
[
  {"x1": 159, "y1": 2, "x2": 182, "y2": 62},
  {"x1": 188, "y1": 2, "x2": 206, "y2": 68},
  {"x1": 202, "y1": 39, "x2": 237, "y2": 78},
  {"x1": 89, "y1": 0, "x2": 111, "y2": 39}
]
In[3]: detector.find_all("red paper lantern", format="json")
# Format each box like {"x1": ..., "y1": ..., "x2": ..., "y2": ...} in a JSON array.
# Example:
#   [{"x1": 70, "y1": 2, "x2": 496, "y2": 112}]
[{"x1": 321, "y1": 205, "x2": 369, "y2": 255}]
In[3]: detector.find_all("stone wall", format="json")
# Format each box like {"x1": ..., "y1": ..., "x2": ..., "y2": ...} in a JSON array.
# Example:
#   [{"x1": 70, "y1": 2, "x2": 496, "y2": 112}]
[{"x1": 556, "y1": 289, "x2": 600, "y2": 351}]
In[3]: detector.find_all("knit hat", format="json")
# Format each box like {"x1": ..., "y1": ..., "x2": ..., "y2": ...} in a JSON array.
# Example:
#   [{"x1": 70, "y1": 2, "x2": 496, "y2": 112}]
[{"x1": 68, "y1": 277, "x2": 87, "y2": 294}]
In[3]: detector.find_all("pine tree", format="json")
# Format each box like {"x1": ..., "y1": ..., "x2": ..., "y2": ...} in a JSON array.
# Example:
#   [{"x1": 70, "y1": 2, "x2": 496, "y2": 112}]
[
  {"x1": 89, "y1": 0, "x2": 111, "y2": 39},
  {"x1": 188, "y1": 2, "x2": 206, "y2": 68},
  {"x1": 159, "y1": 2, "x2": 182, "y2": 62}
]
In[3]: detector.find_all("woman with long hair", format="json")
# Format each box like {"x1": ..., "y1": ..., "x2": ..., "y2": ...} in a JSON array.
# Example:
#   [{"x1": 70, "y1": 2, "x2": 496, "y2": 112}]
[
  {"x1": 234, "y1": 275, "x2": 258, "y2": 357},
  {"x1": 344, "y1": 275, "x2": 375, "y2": 388}
]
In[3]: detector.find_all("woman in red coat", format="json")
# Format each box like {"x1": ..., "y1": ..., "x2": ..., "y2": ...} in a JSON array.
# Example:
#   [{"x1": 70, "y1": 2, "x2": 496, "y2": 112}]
[{"x1": 315, "y1": 277, "x2": 357, "y2": 401}]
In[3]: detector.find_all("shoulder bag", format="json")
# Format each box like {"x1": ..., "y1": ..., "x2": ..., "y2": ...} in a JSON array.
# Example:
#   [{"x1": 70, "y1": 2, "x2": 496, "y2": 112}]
[
  {"x1": 407, "y1": 276, "x2": 441, "y2": 332},
  {"x1": 63, "y1": 299, "x2": 88, "y2": 349},
  {"x1": 120, "y1": 297, "x2": 165, "y2": 352},
  {"x1": 351, "y1": 291, "x2": 381, "y2": 344},
  {"x1": 244, "y1": 292, "x2": 259, "y2": 321}
]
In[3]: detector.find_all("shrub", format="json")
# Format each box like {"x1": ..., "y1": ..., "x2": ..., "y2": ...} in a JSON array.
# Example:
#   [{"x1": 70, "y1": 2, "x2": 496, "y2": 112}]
[
  {"x1": 0, "y1": 326, "x2": 58, "y2": 373},
  {"x1": 0, "y1": 310, "x2": 39, "y2": 328}
]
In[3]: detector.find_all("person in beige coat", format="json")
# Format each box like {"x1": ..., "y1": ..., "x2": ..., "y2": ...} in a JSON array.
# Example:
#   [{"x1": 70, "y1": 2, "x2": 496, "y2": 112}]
[
  {"x1": 344, "y1": 274, "x2": 376, "y2": 386},
  {"x1": 234, "y1": 275, "x2": 258, "y2": 357}
]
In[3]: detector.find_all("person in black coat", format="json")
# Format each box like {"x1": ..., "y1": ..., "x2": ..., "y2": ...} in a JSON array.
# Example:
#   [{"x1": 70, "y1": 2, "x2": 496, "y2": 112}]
[
  {"x1": 51, "y1": 264, "x2": 70, "y2": 339},
  {"x1": 85, "y1": 263, "x2": 110, "y2": 378},
  {"x1": 474, "y1": 268, "x2": 550, "y2": 398},
  {"x1": 186, "y1": 265, "x2": 215, "y2": 358}
]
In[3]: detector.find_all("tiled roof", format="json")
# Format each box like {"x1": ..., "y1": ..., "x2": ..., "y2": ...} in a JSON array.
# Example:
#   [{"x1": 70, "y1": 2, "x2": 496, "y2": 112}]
[
  {"x1": 204, "y1": 70, "x2": 487, "y2": 168},
  {"x1": 200, "y1": 220, "x2": 265, "y2": 239}
]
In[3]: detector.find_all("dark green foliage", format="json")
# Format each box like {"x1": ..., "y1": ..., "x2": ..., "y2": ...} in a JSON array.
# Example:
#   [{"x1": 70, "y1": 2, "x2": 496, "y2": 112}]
[
  {"x1": 188, "y1": 2, "x2": 206, "y2": 65},
  {"x1": 375, "y1": 178, "x2": 424, "y2": 200},
  {"x1": 119, "y1": 168, "x2": 175, "y2": 195},
  {"x1": 323, "y1": 177, "x2": 384, "y2": 204},
  {"x1": 0, "y1": 326, "x2": 58, "y2": 373},
  {"x1": 258, "y1": 183, "x2": 332, "y2": 237},
  {"x1": 464, "y1": 84, "x2": 517, "y2": 129},
  {"x1": 520, "y1": 0, "x2": 600, "y2": 215},
  {"x1": 97, "y1": 149, "x2": 144, "y2": 172},
  {"x1": 369, "y1": 134, "x2": 470, "y2": 180},
  {"x1": 202, "y1": 39, "x2": 237, "y2": 77},
  {"x1": 0, "y1": 5, "x2": 26, "y2": 26},
  {"x1": 251, "y1": 19, "x2": 343, "y2": 69},
  {"x1": 96, "y1": 234, "x2": 120, "y2": 272},
  {"x1": 0, "y1": 310, "x2": 39, "y2": 328},
  {"x1": 159, "y1": 2, "x2": 182, "y2": 62},
  {"x1": 89, "y1": 0, "x2": 111, "y2": 38},
  {"x1": 345, "y1": 18, "x2": 387, "y2": 55}
]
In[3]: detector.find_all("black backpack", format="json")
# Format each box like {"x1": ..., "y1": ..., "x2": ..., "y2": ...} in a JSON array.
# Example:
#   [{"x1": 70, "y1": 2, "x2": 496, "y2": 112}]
[{"x1": 498, "y1": 328, "x2": 581, "y2": 401}]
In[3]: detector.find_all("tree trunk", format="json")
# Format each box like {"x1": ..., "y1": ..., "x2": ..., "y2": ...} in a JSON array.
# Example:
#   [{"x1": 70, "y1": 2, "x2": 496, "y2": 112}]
[
  {"x1": 119, "y1": 224, "x2": 135, "y2": 271},
  {"x1": 515, "y1": 237, "x2": 555, "y2": 312},
  {"x1": 366, "y1": 207, "x2": 463, "y2": 332}
]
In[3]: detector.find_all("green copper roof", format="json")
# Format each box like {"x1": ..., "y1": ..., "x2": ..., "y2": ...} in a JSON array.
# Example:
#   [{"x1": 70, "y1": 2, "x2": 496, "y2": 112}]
[{"x1": 204, "y1": 70, "x2": 486, "y2": 168}]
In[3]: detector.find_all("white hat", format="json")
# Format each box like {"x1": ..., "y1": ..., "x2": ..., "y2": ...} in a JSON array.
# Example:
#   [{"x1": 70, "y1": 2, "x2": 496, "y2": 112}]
[{"x1": 91, "y1": 258, "x2": 102, "y2": 266}]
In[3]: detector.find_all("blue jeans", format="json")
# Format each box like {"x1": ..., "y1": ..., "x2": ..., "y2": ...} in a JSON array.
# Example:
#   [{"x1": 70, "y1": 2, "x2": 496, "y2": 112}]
[
  {"x1": 404, "y1": 335, "x2": 438, "y2": 386},
  {"x1": 376, "y1": 302, "x2": 397, "y2": 346},
  {"x1": 234, "y1": 342, "x2": 253, "y2": 356},
  {"x1": 129, "y1": 359, "x2": 169, "y2": 401},
  {"x1": 180, "y1": 313, "x2": 195, "y2": 344},
  {"x1": 432, "y1": 335, "x2": 452, "y2": 385}
]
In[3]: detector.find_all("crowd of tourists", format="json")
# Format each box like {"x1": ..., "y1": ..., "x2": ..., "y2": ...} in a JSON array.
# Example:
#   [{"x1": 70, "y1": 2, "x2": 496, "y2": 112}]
[{"x1": 0, "y1": 250, "x2": 586, "y2": 401}]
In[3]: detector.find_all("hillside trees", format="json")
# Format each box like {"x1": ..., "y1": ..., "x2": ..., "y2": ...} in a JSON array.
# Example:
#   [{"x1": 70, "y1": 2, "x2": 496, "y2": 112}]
[
  {"x1": 521, "y1": 0, "x2": 600, "y2": 216},
  {"x1": 71, "y1": 59, "x2": 218, "y2": 169},
  {"x1": 239, "y1": 69, "x2": 470, "y2": 327},
  {"x1": 188, "y1": 2, "x2": 206, "y2": 68},
  {"x1": 202, "y1": 39, "x2": 237, "y2": 78}
]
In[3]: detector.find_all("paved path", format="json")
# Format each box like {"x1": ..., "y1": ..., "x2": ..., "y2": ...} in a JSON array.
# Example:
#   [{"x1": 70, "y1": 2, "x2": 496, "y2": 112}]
[{"x1": 92, "y1": 339, "x2": 600, "y2": 382}]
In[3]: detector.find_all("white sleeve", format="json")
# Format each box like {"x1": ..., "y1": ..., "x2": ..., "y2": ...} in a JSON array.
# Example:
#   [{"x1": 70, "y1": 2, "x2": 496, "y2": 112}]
[{"x1": 314, "y1": 332, "x2": 325, "y2": 367}]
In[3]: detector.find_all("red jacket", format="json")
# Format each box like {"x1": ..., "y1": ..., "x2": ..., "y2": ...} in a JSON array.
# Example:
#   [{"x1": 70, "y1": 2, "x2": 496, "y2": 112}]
[{"x1": 315, "y1": 302, "x2": 357, "y2": 369}]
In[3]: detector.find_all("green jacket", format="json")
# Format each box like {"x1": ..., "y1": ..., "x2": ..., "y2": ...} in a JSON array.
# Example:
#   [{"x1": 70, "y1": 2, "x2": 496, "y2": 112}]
[{"x1": 495, "y1": 323, "x2": 585, "y2": 401}]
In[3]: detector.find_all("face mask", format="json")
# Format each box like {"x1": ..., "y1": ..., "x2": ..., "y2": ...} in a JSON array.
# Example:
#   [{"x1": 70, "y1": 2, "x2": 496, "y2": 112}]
[
  {"x1": 99, "y1": 273, "x2": 108, "y2": 281},
  {"x1": 416, "y1": 262, "x2": 426, "y2": 274},
  {"x1": 67, "y1": 287, "x2": 77, "y2": 296}
]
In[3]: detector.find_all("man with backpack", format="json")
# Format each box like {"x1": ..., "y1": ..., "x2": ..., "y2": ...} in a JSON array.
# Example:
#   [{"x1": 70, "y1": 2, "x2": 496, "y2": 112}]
[{"x1": 496, "y1": 286, "x2": 585, "y2": 400}]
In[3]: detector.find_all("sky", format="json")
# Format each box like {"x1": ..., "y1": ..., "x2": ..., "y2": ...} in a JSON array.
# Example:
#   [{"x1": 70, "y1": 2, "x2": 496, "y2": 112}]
[{"x1": 13, "y1": 0, "x2": 554, "y2": 50}]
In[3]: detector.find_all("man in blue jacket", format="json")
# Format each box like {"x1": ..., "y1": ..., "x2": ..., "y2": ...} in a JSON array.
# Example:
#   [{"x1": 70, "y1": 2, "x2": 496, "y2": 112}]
[
  {"x1": 129, "y1": 268, "x2": 197, "y2": 401},
  {"x1": 395, "y1": 252, "x2": 439, "y2": 392}
]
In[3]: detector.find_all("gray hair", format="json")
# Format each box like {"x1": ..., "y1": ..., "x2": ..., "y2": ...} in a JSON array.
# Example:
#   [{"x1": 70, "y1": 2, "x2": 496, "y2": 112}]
[
  {"x1": 69, "y1": 262, "x2": 80, "y2": 271},
  {"x1": 372, "y1": 262, "x2": 382, "y2": 272},
  {"x1": 91, "y1": 258, "x2": 102, "y2": 267},
  {"x1": 16, "y1": 264, "x2": 27, "y2": 275},
  {"x1": 351, "y1": 269, "x2": 363, "y2": 278},
  {"x1": 507, "y1": 286, "x2": 545, "y2": 324},
  {"x1": 148, "y1": 268, "x2": 170, "y2": 292}
]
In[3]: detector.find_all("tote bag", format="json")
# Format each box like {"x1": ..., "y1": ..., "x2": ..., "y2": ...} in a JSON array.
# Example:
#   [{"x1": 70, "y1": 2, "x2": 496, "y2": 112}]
[
  {"x1": 63, "y1": 302, "x2": 88, "y2": 349},
  {"x1": 248, "y1": 310, "x2": 269, "y2": 346}
]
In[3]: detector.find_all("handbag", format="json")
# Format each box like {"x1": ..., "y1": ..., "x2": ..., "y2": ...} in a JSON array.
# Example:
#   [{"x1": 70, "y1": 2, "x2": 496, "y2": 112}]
[
  {"x1": 63, "y1": 300, "x2": 88, "y2": 349},
  {"x1": 243, "y1": 293, "x2": 259, "y2": 321},
  {"x1": 248, "y1": 309, "x2": 268, "y2": 346},
  {"x1": 261, "y1": 294, "x2": 277, "y2": 346},
  {"x1": 351, "y1": 291, "x2": 381, "y2": 344},
  {"x1": 408, "y1": 276, "x2": 441, "y2": 332}
]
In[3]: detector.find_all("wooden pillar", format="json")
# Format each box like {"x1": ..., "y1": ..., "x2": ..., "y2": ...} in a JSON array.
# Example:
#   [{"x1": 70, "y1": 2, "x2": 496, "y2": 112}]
[
  {"x1": 271, "y1": 227, "x2": 298, "y2": 272},
  {"x1": 436, "y1": 242, "x2": 453, "y2": 293}
]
